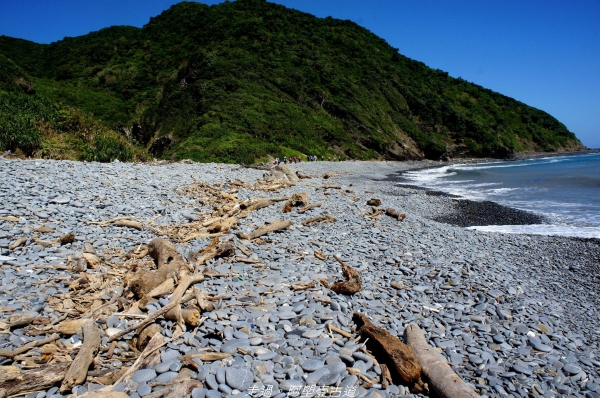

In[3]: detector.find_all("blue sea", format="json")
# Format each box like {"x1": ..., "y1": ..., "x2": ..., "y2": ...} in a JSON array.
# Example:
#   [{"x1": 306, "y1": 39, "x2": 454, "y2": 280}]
[{"x1": 401, "y1": 152, "x2": 600, "y2": 238}]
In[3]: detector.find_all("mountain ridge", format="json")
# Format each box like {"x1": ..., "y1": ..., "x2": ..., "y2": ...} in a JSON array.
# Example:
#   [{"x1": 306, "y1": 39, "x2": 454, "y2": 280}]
[{"x1": 0, "y1": 0, "x2": 584, "y2": 163}]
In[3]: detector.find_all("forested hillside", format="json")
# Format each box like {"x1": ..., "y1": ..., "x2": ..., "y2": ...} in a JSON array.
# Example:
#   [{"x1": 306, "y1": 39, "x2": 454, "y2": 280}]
[{"x1": 0, "y1": 0, "x2": 583, "y2": 163}]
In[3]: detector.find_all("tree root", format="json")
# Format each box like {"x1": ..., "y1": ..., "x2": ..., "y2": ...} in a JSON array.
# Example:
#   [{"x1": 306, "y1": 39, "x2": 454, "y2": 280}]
[
  {"x1": 353, "y1": 313, "x2": 426, "y2": 393},
  {"x1": 331, "y1": 255, "x2": 362, "y2": 295},
  {"x1": 405, "y1": 324, "x2": 480, "y2": 398}
]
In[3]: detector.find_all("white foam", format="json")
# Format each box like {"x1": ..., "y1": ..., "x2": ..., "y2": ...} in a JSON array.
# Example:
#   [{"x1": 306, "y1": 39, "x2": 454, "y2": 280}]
[{"x1": 467, "y1": 224, "x2": 600, "y2": 239}]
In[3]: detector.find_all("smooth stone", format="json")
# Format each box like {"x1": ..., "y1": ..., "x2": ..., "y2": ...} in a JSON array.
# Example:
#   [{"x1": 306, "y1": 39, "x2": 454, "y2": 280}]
[
  {"x1": 226, "y1": 367, "x2": 253, "y2": 391},
  {"x1": 280, "y1": 379, "x2": 304, "y2": 392},
  {"x1": 132, "y1": 369, "x2": 157, "y2": 384},
  {"x1": 301, "y1": 359, "x2": 325, "y2": 372},
  {"x1": 512, "y1": 364, "x2": 532, "y2": 376}
]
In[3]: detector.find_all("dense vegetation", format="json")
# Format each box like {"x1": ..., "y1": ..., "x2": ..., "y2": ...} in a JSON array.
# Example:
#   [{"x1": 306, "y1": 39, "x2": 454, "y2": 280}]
[{"x1": 0, "y1": 0, "x2": 583, "y2": 163}]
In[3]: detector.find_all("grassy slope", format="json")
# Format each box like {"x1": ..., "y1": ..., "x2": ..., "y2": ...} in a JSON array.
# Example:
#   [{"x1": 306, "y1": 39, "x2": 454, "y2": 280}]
[{"x1": 0, "y1": 0, "x2": 583, "y2": 163}]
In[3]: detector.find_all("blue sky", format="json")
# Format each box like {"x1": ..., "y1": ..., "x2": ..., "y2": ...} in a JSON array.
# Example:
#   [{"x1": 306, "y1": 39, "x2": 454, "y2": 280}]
[{"x1": 1, "y1": 0, "x2": 599, "y2": 148}]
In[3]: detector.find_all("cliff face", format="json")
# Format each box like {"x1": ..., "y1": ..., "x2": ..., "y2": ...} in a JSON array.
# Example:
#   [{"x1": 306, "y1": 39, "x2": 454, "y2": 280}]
[{"x1": 0, "y1": 0, "x2": 584, "y2": 163}]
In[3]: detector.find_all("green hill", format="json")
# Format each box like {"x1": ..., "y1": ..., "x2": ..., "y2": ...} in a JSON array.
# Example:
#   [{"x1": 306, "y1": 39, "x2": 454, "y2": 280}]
[{"x1": 0, "y1": 0, "x2": 584, "y2": 163}]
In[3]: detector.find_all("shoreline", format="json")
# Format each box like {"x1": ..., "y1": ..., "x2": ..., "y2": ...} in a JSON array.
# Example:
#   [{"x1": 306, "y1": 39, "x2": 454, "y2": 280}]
[{"x1": 1, "y1": 157, "x2": 600, "y2": 397}]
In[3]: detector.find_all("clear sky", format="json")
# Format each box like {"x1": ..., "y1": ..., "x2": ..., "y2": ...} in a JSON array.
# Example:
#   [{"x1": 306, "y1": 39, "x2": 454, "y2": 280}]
[{"x1": 1, "y1": 0, "x2": 599, "y2": 148}]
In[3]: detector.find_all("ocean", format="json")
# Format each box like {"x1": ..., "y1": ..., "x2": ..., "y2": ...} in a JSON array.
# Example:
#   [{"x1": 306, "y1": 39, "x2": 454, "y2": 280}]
[{"x1": 400, "y1": 152, "x2": 600, "y2": 238}]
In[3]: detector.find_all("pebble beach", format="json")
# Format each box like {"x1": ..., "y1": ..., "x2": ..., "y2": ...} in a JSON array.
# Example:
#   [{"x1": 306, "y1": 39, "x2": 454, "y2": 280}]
[{"x1": 1, "y1": 157, "x2": 600, "y2": 398}]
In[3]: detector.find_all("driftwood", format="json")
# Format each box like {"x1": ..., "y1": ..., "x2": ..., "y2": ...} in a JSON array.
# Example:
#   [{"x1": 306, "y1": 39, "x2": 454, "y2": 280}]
[
  {"x1": 327, "y1": 323, "x2": 352, "y2": 338},
  {"x1": 274, "y1": 164, "x2": 299, "y2": 183},
  {"x1": 301, "y1": 215, "x2": 337, "y2": 226},
  {"x1": 331, "y1": 255, "x2": 362, "y2": 295},
  {"x1": 237, "y1": 220, "x2": 292, "y2": 240},
  {"x1": 114, "y1": 219, "x2": 143, "y2": 230},
  {"x1": 60, "y1": 319, "x2": 102, "y2": 392},
  {"x1": 103, "y1": 332, "x2": 164, "y2": 392},
  {"x1": 405, "y1": 324, "x2": 480, "y2": 398},
  {"x1": 318, "y1": 184, "x2": 341, "y2": 190},
  {"x1": 58, "y1": 318, "x2": 89, "y2": 335},
  {"x1": 186, "y1": 352, "x2": 232, "y2": 361},
  {"x1": 8, "y1": 237, "x2": 27, "y2": 250},
  {"x1": 239, "y1": 197, "x2": 288, "y2": 217},
  {"x1": 108, "y1": 293, "x2": 195, "y2": 342},
  {"x1": 367, "y1": 198, "x2": 382, "y2": 206},
  {"x1": 0, "y1": 362, "x2": 70, "y2": 398},
  {"x1": 129, "y1": 238, "x2": 188, "y2": 297},
  {"x1": 164, "y1": 273, "x2": 204, "y2": 326},
  {"x1": 59, "y1": 232, "x2": 75, "y2": 245},
  {"x1": 196, "y1": 238, "x2": 235, "y2": 266},
  {"x1": 206, "y1": 216, "x2": 237, "y2": 233},
  {"x1": 82, "y1": 252, "x2": 101, "y2": 269},
  {"x1": 390, "y1": 282, "x2": 410, "y2": 290},
  {"x1": 313, "y1": 250, "x2": 327, "y2": 261},
  {"x1": 0, "y1": 333, "x2": 59, "y2": 358},
  {"x1": 143, "y1": 368, "x2": 202, "y2": 398},
  {"x1": 353, "y1": 313, "x2": 427, "y2": 393},
  {"x1": 297, "y1": 201, "x2": 323, "y2": 214},
  {"x1": 296, "y1": 171, "x2": 312, "y2": 179},
  {"x1": 287, "y1": 192, "x2": 309, "y2": 207},
  {"x1": 385, "y1": 208, "x2": 406, "y2": 221},
  {"x1": 7, "y1": 313, "x2": 34, "y2": 329}
]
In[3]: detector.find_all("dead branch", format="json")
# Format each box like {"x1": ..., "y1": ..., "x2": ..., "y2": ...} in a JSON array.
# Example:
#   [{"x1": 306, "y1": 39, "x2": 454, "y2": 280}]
[
  {"x1": 196, "y1": 238, "x2": 235, "y2": 266},
  {"x1": 236, "y1": 220, "x2": 292, "y2": 240},
  {"x1": 164, "y1": 274, "x2": 204, "y2": 326},
  {"x1": 0, "y1": 333, "x2": 59, "y2": 358},
  {"x1": 108, "y1": 293, "x2": 195, "y2": 342},
  {"x1": 405, "y1": 324, "x2": 479, "y2": 398},
  {"x1": 8, "y1": 237, "x2": 27, "y2": 250},
  {"x1": 385, "y1": 208, "x2": 406, "y2": 221},
  {"x1": 103, "y1": 332, "x2": 164, "y2": 392},
  {"x1": 0, "y1": 362, "x2": 69, "y2": 398},
  {"x1": 297, "y1": 201, "x2": 323, "y2": 214},
  {"x1": 367, "y1": 198, "x2": 382, "y2": 206},
  {"x1": 353, "y1": 313, "x2": 426, "y2": 393},
  {"x1": 129, "y1": 238, "x2": 188, "y2": 298},
  {"x1": 301, "y1": 215, "x2": 337, "y2": 226},
  {"x1": 331, "y1": 255, "x2": 362, "y2": 295},
  {"x1": 60, "y1": 320, "x2": 102, "y2": 392}
]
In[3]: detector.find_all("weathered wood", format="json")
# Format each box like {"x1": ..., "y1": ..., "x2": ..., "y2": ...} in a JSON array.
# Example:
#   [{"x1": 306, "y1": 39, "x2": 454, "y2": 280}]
[
  {"x1": 108, "y1": 293, "x2": 195, "y2": 342},
  {"x1": 114, "y1": 219, "x2": 143, "y2": 230},
  {"x1": 206, "y1": 216, "x2": 237, "y2": 233},
  {"x1": 0, "y1": 362, "x2": 69, "y2": 398},
  {"x1": 60, "y1": 319, "x2": 102, "y2": 392},
  {"x1": 390, "y1": 282, "x2": 410, "y2": 290},
  {"x1": 186, "y1": 352, "x2": 232, "y2": 361},
  {"x1": 196, "y1": 238, "x2": 235, "y2": 266},
  {"x1": 59, "y1": 232, "x2": 76, "y2": 245},
  {"x1": 8, "y1": 237, "x2": 27, "y2": 250},
  {"x1": 143, "y1": 369, "x2": 201, "y2": 398},
  {"x1": 0, "y1": 333, "x2": 59, "y2": 358},
  {"x1": 239, "y1": 197, "x2": 289, "y2": 217},
  {"x1": 405, "y1": 323, "x2": 480, "y2": 398},
  {"x1": 236, "y1": 220, "x2": 292, "y2": 240},
  {"x1": 367, "y1": 198, "x2": 382, "y2": 206},
  {"x1": 82, "y1": 252, "x2": 101, "y2": 269},
  {"x1": 7, "y1": 313, "x2": 34, "y2": 329},
  {"x1": 102, "y1": 332, "x2": 164, "y2": 392},
  {"x1": 297, "y1": 201, "x2": 323, "y2": 214},
  {"x1": 287, "y1": 192, "x2": 309, "y2": 207},
  {"x1": 58, "y1": 318, "x2": 89, "y2": 335},
  {"x1": 295, "y1": 171, "x2": 312, "y2": 179},
  {"x1": 129, "y1": 238, "x2": 187, "y2": 297},
  {"x1": 301, "y1": 215, "x2": 336, "y2": 226},
  {"x1": 164, "y1": 274, "x2": 204, "y2": 326},
  {"x1": 331, "y1": 255, "x2": 362, "y2": 295},
  {"x1": 385, "y1": 208, "x2": 406, "y2": 221},
  {"x1": 353, "y1": 313, "x2": 426, "y2": 393}
]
